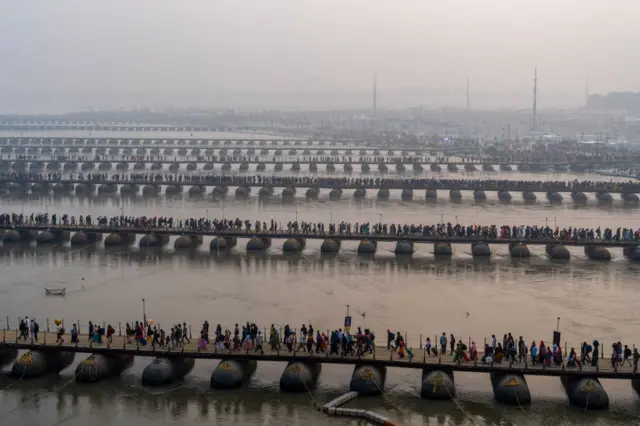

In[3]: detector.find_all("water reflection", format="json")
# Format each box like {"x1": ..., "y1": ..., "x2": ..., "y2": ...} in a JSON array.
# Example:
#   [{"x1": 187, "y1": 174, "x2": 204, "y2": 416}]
[
  {"x1": 0, "y1": 244, "x2": 640, "y2": 298},
  {"x1": 2, "y1": 190, "x2": 640, "y2": 211},
  {"x1": 0, "y1": 376, "x2": 639, "y2": 425},
  {"x1": 1, "y1": 245, "x2": 639, "y2": 280}
]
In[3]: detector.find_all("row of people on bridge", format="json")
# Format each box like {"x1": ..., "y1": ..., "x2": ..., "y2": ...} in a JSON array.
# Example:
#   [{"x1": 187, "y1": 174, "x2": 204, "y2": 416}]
[
  {"x1": 8, "y1": 154, "x2": 480, "y2": 164},
  {"x1": 51, "y1": 316, "x2": 377, "y2": 358},
  {"x1": 88, "y1": 318, "x2": 376, "y2": 358},
  {"x1": 0, "y1": 141, "x2": 627, "y2": 162},
  {"x1": 3, "y1": 213, "x2": 640, "y2": 242},
  {"x1": 0, "y1": 153, "x2": 627, "y2": 165},
  {"x1": 22, "y1": 315, "x2": 640, "y2": 370},
  {"x1": 196, "y1": 322, "x2": 376, "y2": 356},
  {"x1": 1, "y1": 172, "x2": 639, "y2": 192},
  {"x1": 0, "y1": 134, "x2": 630, "y2": 158},
  {"x1": 0, "y1": 152, "x2": 625, "y2": 165},
  {"x1": 1, "y1": 154, "x2": 485, "y2": 163},
  {"x1": 3, "y1": 154, "x2": 489, "y2": 163},
  {"x1": 421, "y1": 333, "x2": 640, "y2": 369}
]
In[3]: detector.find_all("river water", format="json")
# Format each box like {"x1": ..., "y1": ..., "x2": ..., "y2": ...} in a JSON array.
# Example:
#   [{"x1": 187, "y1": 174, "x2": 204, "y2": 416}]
[{"x1": 1, "y1": 131, "x2": 640, "y2": 426}]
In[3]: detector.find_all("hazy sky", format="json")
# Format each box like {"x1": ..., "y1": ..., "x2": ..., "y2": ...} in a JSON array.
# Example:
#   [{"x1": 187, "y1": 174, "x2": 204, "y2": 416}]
[{"x1": 0, "y1": 0, "x2": 638, "y2": 110}]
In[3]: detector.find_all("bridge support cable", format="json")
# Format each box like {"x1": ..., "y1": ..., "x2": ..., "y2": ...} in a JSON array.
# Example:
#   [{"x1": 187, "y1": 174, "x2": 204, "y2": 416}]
[
  {"x1": 513, "y1": 389, "x2": 543, "y2": 426},
  {"x1": 296, "y1": 370, "x2": 319, "y2": 409},
  {"x1": 439, "y1": 377, "x2": 476, "y2": 424},
  {"x1": 585, "y1": 392, "x2": 590, "y2": 412},
  {"x1": 0, "y1": 364, "x2": 85, "y2": 421},
  {"x1": 0, "y1": 365, "x2": 26, "y2": 391},
  {"x1": 368, "y1": 375, "x2": 403, "y2": 414}
]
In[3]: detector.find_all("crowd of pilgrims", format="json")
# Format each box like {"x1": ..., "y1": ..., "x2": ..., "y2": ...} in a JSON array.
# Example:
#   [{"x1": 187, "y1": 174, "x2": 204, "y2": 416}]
[
  {"x1": 18, "y1": 316, "x2": 640, "y2": 370},
  {"x1": 38, "y1": 320, "x2": 192, "y2": 348},
  {"x1": 1, "y1": 134, "x2": 636, "y2": 163},
  {"x1": 6, "y1": 154, "x2": 555, "y2": 164},
  {"x1": 193, "y1": 322, "x2": 377, "y2": 356},
  {"x1": 419, "y1": 332, "x2": 640, "y2": 370},
  {"x1": 3, "y1": 212, "x2": 640, "y2": 242},
  {"x1": 0, "y1": 171, "x2": 639, "y2": 193},
  {"x1": 0, "y1": 146, "x2": 628, "y2": 166},
  {"x1": 34, "y1": 317, "x2": 377, "y2": 358}
]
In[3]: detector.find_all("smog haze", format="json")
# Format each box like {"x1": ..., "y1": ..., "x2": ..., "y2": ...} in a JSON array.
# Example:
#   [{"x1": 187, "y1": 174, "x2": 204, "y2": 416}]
[{"x1": 0, "y1": 0, "x2": 637, "y2": 112}]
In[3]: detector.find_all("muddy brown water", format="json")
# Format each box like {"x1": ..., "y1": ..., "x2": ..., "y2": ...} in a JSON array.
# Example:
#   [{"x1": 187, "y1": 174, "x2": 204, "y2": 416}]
[{"x1": 0, "y1": 131, "x2": 639, "y2": 425}]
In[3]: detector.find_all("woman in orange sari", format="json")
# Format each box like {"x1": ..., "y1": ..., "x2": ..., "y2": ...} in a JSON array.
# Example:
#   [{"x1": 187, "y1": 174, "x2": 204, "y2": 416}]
[{"x1": 398, "y1": 340, "x2": 406, "y2": 358}]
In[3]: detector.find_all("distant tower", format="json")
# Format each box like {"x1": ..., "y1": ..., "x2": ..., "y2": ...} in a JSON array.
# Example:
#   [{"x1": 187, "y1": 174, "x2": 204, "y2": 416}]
[
  {"x1": 373, "y1": 73, "x2": 377, "y2": 113},
  {"x1": 584, "y1": 77, "x2": 590, "y2": 106},
  {"x1": 532, "y1": 67, "x2": 538, "y2": 131},
  {"x1": 466, "y1": 76, "x2": 470, "y2": 110}
]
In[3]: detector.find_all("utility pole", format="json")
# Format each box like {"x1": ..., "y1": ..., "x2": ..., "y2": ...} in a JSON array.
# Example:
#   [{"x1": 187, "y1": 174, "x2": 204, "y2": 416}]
[
  {"x1": 373, "y1": 72, "x2": 377, "y2": 114},
  {"x1": 532, "y1": 67, "x2": 538, "y2": 131}
]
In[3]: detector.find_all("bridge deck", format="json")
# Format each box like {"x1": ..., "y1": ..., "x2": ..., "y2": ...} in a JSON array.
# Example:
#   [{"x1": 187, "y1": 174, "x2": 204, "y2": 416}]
[
  {"x1": 1, "y1": 224, "x2": 639, "y2": 247},
  {"x1": 0, "y1": 158, "x2": 619, "y2": 166},
  {"x1": 1, "y1": 330, "x2": 635, "y2": 379},
  {"x1": 2, "y1": 178, "x2": 638, "y2": 193},
  {"x1": 3, "y1": 144, "x2": 429, "y2": 152},
  {"x1": 0, "y1": 136, "x2": 471, "y2": 149},
  {"x1": 0, "y1": 136, "x2": 346, "y2": 143}
]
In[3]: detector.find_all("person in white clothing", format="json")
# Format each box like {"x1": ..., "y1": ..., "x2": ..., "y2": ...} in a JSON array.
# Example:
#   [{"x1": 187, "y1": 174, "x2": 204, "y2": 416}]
[
  {"x1": 255, "y1": 331, "x2": 264, "y2": 355},
  {"x1": 297, "y1": 329, "x2": 306, "y2": 352}
]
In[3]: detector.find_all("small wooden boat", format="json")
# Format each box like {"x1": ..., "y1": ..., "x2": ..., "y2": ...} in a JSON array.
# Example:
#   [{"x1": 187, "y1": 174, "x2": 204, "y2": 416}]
[{"x1": 45, "y1": 287, "x2": 67, "y2": 296}]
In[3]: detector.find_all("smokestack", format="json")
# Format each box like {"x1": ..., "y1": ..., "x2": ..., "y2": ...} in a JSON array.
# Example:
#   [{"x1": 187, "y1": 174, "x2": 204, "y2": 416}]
[
  {"x1": 532, "y1": 67, "x2": 538, "y2": 131},
  {"x1": 585, "y1": 77, "x2": 590, "y2": 106}
]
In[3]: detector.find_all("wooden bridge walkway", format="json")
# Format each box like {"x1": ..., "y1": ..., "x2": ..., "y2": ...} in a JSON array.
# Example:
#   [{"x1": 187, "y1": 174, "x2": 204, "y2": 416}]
[
  {"x1": 2, "y1": 224, "x2": 640, "y2": 248},
  {"x1": 1, "y1": 330, "x2": 637, "y2": 379}
]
